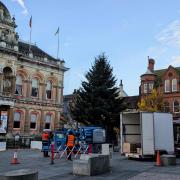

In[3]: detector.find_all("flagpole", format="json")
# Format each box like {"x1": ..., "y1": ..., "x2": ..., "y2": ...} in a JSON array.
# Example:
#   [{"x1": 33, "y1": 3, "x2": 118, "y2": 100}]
[
  {"x1": 29, "y1": 26, "x2": 32, "y2": 52},
  {"x1": 57, "y1": 29, "x2": 59, "y2": 59},
  {"x1": 29, "y1": 16, "x2": 32, "y2": 53}
]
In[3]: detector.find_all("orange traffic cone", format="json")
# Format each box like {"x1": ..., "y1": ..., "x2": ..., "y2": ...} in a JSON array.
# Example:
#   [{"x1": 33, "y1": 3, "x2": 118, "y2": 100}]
[
  {"x1": 11, "y1": 151, "x2": 20, "y2": 164},
  {"x1": 156, "y1": 150, "x2": 161, "y2": 166}
]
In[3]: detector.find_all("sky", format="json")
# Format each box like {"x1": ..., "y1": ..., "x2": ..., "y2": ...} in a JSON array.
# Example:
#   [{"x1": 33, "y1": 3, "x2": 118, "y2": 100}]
[{"x1": 2, "y1": 0, "x2": 180, "y2": 96}]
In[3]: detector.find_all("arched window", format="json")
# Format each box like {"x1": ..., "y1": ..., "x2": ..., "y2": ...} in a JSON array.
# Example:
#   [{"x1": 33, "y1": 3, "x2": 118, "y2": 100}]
[
  {"x1": 46, "y1": 81, "x2": 52, "y2": 99},
  {"x1": 13, "y1": 112, "x2": 21, "y2": 128},
  {"x1": 15, "y1": 75, "x2": 22, "y2": 95},
  {"x1": 30, "y1": 113, "x2": 37, "y2": 129},
  {"x1": 164, "y1": 102, "x2": 170, "y2": 112},
  {"x1": 165, "y1": 79, "x2": 170, "y2": 92},
  {"x1": 3, "y1": 67, "x2": 12, "y2": 93},
  {"x1": 174, "y1": 101, "x2": 179, "y2": 113},
  {"x1": 172, "y1": 79, "x2": 177, "y2": 92},
  {"x1": 31, "y1": 78, "x2": 38, "y2": 97},
  {"x1": 45, "y1": 114, "x2": 51, "y2": 130}
]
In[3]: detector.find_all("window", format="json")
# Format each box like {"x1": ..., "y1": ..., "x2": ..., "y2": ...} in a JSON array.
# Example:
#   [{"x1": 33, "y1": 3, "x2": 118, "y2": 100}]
[
  {"x1": 174, "y1": 101, "x2": 179, "y2": 113},
  {"x1": 31, "y1": 78, "x2": 38, "y2": 97},
  {"x1": 13, "y1": 112, "x2": 21, "y2": 128},
  {"x1": 149, "y1": 83, "x2": 154, "y2": 92},
  {"x1": 164, "y1": 102, "x2": 170, "y2": 112},
  {"x1": 45, "y1": 114, "x2": 51, "y2": 130},
  {"x1": 144, "y1": 83, "x2": 147, "y2": 93},
  {"x1": 165, "y1": 79, "x2": 170, "y2": 92},
  {"x1": 172, "y1": 79, "x2": 177, "y2": 92},
  {"x1": 46, "y1": 81, "x2": 52, "y2": 99},
  {"x1": 30, "y1": 114, "x2": 37, "y2": 129},
  {"x1": 15, "y1": 75, "x2": 22, "y2": 95}
]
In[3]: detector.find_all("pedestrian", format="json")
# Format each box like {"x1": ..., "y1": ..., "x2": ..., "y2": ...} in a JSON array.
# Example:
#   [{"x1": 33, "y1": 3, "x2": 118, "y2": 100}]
[
  {"x1": 66, "y1": 130, "x2": 75, "y2": 161},
  {"x1": 42, "y1": 131, "x2": 49, "y2": 157}
]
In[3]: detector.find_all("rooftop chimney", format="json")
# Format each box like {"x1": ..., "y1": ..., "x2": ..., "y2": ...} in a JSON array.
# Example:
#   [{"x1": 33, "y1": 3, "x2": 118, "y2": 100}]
[{"x1": 148, "y1": 57, "x2": 155, "y2": 72}]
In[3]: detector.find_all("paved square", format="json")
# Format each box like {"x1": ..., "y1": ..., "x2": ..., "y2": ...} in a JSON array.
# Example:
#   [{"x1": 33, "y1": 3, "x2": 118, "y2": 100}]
[{"x1": 0, "y1": 150, "x2": 180, "y2": 179}]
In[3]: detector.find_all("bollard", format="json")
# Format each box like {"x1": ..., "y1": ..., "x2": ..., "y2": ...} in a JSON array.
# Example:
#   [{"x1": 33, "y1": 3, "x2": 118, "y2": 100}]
[{"x1": 51, "y1": 142, "x2": 55, "y2": 165}]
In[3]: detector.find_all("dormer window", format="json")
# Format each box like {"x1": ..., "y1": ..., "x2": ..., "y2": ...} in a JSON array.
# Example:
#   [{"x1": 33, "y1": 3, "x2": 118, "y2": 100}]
[
  {"x1": 165, "y1": 80, "x2": 170, "y2": 92},
  {"x1": 172, "y1": 79, "x2": 177, "y2": 92}
]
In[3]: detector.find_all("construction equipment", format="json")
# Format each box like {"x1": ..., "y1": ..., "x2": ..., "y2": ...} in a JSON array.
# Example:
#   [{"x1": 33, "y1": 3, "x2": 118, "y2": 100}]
[{"x1": 42, "y1": 126, "x2": 106, "y2": 159}]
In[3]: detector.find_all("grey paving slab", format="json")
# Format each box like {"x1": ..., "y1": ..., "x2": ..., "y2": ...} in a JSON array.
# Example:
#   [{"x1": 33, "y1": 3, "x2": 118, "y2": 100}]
[
  {"x1": 0, "y1": 150, "x2": 180, "y2": 180},
  {"x1": 128, "y1": 172, "x2": 180, "y2": 180}
]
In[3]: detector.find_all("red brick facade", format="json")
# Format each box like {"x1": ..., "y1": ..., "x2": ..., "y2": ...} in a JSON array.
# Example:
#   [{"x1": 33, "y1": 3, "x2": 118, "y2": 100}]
[{"x1": 140, "y1": 59, "x2": 180, "y2": 120}]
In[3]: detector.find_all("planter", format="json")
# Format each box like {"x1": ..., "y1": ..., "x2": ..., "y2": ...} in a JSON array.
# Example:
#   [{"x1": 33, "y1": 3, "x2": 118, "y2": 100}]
[{"x1": 30, "y1": 141, "x2": 42, "y2": 150}]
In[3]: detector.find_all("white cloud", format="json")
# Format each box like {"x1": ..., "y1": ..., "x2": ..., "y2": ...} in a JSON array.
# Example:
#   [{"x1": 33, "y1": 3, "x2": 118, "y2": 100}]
[
  {"x1": 12, "y1": 0, "x2": 28, "y2": 15},
  {"x1": 156, "y1": 20, "x2": 180, "y2": 47},
  {"x1": 170, "y1": 56, "x2": 180, "y2": 66}
]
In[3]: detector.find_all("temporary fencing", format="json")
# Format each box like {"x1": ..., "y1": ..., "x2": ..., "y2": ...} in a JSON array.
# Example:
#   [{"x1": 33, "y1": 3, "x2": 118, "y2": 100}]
[{"x1": 53, "y1": 141, "x2": 90, "y2": 159}]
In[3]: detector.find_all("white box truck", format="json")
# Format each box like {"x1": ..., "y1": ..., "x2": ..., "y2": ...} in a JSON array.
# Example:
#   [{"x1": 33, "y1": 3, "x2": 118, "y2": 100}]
[{"x1": 120, "y1": 111, "x2": 174, "y2": 158}]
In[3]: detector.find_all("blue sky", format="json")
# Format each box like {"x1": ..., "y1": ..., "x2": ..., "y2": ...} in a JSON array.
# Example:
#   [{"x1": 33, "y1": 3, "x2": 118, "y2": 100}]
[{"x1": 2, "y1": 0, "x2": 180, "y2": 95}]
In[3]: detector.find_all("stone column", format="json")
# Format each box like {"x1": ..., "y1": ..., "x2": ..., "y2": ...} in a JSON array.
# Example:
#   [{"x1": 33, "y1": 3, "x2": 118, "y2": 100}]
[
  {"x1": 39, "y1": 83, "x2": 44, "y2": 101},
  {"x1": 39, "y1": 109, "x2": 45, "y2": 132},
  {"x1": 19, "y1": 108, "x2": 26, "y2": 135},
  {"x1": 7, "y1": 106, "x2": 14, "y2": 133},
  {"x1": 56, "y1": 86, "x2": 60, "y2": 104},
  {"x1": 53, "y1": 85, "x2": 56, "y2": 103},
  {"x1": 26, "y1": 80, "x2": 31, "y2": 98},
  {"x1": 42, "y1": 83, "x2": 46, "y2": 101},
  {"x1": 60, "y1": 87, "x2": 63, "y2": 105},
  {"x1": 24, "y1": 108, "x2": 30, "y2": 135},
  {"x1": 54, "y1": 110, "x2": 60, "y2": 130},
  {"x1": 11, "y1": 76, "x2": 16, "y2": 97},
  {"x1": 23, "y1": 80, "x2": 28, "y2": 98},
  {"x1": 0, "y1": 74, "x2": 3, "y2": 95}
]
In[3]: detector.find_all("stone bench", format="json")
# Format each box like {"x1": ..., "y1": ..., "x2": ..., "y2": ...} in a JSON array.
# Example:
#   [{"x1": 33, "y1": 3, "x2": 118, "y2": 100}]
[
  {"x1": 161, "y1": 154, "x2": 176, "y2": 166},
  {"x1": 0, "y1": 169, "x2": 38, "y2": 180},
  {"x1": 73, "y1": 154, "x2": 110, "y2": 176}
]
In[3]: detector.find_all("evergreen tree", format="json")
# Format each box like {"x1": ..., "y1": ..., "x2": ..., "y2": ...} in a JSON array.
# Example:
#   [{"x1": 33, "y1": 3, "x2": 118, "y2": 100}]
[{"x1": 72, "y1": 54, "x2": 125, "y2": 142}]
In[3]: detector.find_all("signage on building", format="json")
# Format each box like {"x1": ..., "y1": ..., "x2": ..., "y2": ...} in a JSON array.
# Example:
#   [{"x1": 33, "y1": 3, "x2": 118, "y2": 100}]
[{"x1": 0, "y1": 111, "x2": 8, "y2": 133}]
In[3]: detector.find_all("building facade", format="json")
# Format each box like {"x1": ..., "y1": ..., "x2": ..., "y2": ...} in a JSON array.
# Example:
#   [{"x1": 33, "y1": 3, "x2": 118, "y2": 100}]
[
  {"x1": 140, "y1": 58, "x2": 180, "y2": 120},
  {"x1": 0, "y1": 2, "x2": 68, "y2": 137}
]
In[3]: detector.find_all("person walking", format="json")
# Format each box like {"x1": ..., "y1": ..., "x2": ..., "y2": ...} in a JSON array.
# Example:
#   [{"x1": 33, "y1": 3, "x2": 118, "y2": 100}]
[
  {"x1": 42, "y1": 131, "x2": 49, "y2": 157},
  {"x1": 66, "y1": 130, "x2": 75, "y2": 161}
]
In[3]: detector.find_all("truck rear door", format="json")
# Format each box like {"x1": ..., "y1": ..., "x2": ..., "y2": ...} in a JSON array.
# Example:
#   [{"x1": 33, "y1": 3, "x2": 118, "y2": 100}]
[
  {"x1": 154, "y1": 113, "x2": 174, "y2": 153},
  {"x1": 141, "y1": 112, "x2": 155, "y2": 155}
]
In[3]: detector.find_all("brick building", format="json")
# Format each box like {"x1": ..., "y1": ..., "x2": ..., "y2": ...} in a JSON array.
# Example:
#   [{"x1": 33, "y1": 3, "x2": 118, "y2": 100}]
[
  {"x1": 0, "y1": 2, "x2": 68, "y2": 137},
  {"x1": 140, "y1": 58, "x2": 180, "y2": 120}
]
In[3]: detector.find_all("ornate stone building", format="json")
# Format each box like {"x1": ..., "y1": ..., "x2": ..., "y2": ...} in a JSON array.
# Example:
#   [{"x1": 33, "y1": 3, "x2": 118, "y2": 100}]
[{"x1": 0, "y1": 2, "x2": 68, "y2": 136}]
